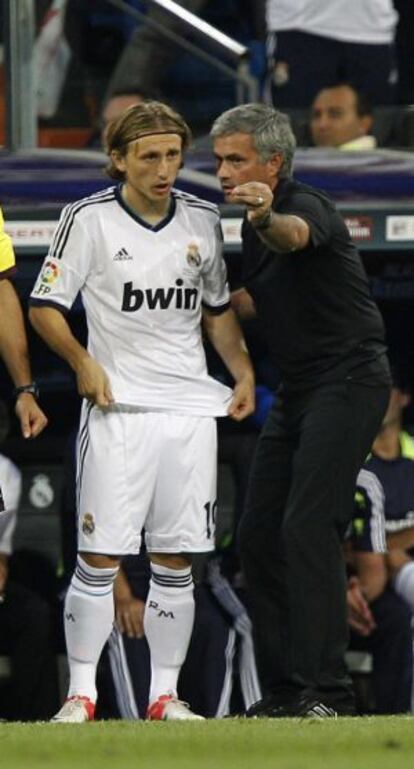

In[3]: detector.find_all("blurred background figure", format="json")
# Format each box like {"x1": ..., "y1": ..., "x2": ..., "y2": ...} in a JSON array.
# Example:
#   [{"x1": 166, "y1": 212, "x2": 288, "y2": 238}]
[
  {"x1": 265, "y1": 0, "x2": 398, "y2": 108},
  {"x1": 394, "y1": 0, "x2": 414, "y2": 104},
  {"x1": 101, "y1": 0, "x2": 266, "y2": 139},
  {"x1": 18, "y1": 1, "x2": 266, "y2": 145},
  {"x1": 360, "y1": 374, "x2": 414, "y2": 644},
  {"x1": 347, "y1": 463, "x2": 413, "y2": 715},
  {"x1": 103, "y1": 0, "x2": 207, "y2": 109},
  {"x1": 0, "y1": 401, "x2": 59, "y2": 722},
  {"x1": 310, "y1": 84, "x2": 376, "y2": 150}
]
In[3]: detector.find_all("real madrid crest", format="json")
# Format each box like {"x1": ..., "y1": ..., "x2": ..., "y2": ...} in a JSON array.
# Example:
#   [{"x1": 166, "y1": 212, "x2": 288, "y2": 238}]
[
  {"x1": 186, "y1": 242, "x2": 201, "y2": 268},
  {"x1": 82, "y1": 512, "x2": 95, "y2": 535}
]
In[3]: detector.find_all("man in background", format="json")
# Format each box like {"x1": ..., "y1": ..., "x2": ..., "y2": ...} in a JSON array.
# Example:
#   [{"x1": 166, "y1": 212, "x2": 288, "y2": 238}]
[
  {"x1": 310, "y1": 83, "x2": 376, "y2": 150},
  {"x1": 361, "y1": 377, "x2": 414, "y2": 627},
  {"x1": 265, "y1": 0, "x2": 398, "y2": 107},
  {"x1": 0, "y1": 401, "x2": 59, "y2": 721}
]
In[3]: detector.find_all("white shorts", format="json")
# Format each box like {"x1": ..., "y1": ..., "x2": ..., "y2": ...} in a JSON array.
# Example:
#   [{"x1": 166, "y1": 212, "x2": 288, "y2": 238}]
[{"x1": 77, "y1": 404, "x2": 217, "y2": 555}]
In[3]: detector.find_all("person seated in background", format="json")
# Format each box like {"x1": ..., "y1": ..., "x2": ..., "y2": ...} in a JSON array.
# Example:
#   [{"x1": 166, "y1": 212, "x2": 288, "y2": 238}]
[
  {"x1": 0, "y1": 401, "x2": 60, "y2": 721},
  {"x1": 310, "y1": 83, "x2": 377, "y2": 150},
  {"x1": 265, "y1": 0, "x2": 398, "y2": 108},
  {"x1": 101, "y1": 0, "x2": 266, "y2": 139},
  {"x1": 347, "y1": 465, "x2": 413, "y2": 714},
  {"x1": 359, "y1": 373, "x2": 414, "y2": 627}
]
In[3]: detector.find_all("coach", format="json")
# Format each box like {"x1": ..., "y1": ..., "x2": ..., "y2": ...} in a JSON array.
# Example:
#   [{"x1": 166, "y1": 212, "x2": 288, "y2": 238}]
[{"x1": 211, "y1": 103, "x2": 391, "y2": 718}]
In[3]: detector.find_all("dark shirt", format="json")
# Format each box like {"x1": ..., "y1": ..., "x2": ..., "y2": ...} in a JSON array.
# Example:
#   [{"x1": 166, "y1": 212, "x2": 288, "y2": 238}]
[{"x1": 241, "y1": 178, "x2": 390, "y2": 391}]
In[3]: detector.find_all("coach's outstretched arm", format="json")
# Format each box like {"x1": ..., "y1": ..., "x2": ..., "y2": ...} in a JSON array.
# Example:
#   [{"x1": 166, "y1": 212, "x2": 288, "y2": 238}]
[
  {"x1": 29, "y1": 306, "x2": 114, "y2": 407},
  {"x1": 202, "y1": 306, "x2": 255, "y2": 421},
  {"x1": 228, "y1": 182, "x2": 310, "y2": 254}
]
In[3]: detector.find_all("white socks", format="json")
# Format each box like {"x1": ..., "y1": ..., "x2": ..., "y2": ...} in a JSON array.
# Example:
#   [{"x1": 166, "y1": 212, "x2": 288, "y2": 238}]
[
  {"x1": 144, "y1": 563, "x2": 194, "y2": 703},
  {"x1": 65, "y1": 556, "x2": 119, "y2": 702},
  {"x1": 394, "y1": 560, "x2": 414, "y2": 612}
]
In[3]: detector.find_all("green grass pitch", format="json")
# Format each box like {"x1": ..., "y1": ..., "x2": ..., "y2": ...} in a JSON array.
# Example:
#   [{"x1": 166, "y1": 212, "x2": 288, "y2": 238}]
[{"x1": 0, "y1": 717, "x2": 413, "y2": 769}]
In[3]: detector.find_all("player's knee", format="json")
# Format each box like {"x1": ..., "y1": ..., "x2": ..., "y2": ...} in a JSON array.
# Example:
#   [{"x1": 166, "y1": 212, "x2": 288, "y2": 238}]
[
  {"x1": 150, "y1": 553, "x2": 192, "y2": 569},
  {"x1": 80, "y1": 552, "x2": 121, "y2": 569}
]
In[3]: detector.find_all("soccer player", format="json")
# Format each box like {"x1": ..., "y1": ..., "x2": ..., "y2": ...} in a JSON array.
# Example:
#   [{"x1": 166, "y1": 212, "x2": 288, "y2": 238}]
[
  {"x1": 0, "y1": 208, "x2": 47, "y2": 438},
  {"x1": 211, "y1": 103, "x2": 390, "y2": 718},
  {"x1": 29, "y1": 101, "x2": 255, "y2": 722}
]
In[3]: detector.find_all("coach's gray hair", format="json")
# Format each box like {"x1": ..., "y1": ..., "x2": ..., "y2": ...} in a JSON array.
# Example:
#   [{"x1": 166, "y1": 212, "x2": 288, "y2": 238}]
[{"x1": 210, "y1": 103, "x2": 296, "y2": 178}]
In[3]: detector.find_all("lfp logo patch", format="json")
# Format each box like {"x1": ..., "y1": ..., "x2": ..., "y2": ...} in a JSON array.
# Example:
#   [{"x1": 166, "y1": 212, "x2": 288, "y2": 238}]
[{"x1": 41, "y1": 260, "x2": 59, "y2": 284}]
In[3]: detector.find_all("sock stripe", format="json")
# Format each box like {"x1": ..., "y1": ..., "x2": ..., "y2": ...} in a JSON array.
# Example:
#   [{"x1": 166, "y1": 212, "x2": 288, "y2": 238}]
[
  {"x1": 151, "y1": 573, "x2": 193, "y2": 589},
  {"x1": 75, "y1": 563, "x2": 117, "y2": 587}
]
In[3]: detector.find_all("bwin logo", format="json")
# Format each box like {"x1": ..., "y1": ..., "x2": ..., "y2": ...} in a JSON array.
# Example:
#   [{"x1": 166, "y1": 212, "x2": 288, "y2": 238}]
[{"x1": 122, "y1": 279, "x2": 198, "y2": 312}]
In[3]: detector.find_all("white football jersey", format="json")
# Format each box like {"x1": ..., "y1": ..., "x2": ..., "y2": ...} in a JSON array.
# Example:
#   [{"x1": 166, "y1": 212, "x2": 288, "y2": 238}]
[{"x1": 31, "y1": 186, "x2": 233, "y2": 415}]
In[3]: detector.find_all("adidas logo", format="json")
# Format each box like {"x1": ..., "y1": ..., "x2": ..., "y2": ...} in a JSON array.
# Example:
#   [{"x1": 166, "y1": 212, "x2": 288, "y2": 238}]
[
  {"x1": 305, "y1": 702, "x2": 337, "y2": 719},
  {"x1": 113, "y1": 247, "x2": 133, "y2": 261}
]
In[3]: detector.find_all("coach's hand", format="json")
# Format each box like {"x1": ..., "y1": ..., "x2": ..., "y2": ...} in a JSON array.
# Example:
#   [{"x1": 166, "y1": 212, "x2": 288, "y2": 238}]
[
  {"x1": 75, "y1": 355, "x2": 114, "y2": 407},
  {"x1": 228, "y1": 376, "x2": 255, "y2": 421},
  {"x1": 228, "y1": 182, "x2": 273, "y2": 228}
]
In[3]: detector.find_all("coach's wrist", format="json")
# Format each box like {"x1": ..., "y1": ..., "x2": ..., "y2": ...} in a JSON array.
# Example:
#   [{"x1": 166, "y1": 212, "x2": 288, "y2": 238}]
[{"x1": 251, "y1": 209, "x2": 273, "y2": 231}]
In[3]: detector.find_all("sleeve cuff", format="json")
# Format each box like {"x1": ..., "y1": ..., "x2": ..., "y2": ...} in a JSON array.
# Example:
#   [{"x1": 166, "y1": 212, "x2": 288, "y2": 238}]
[
  {"x1": 0, "y1": 267, "x2": 17, "y2": 280},
  {"x1": 202, "y1": 300, "x2": 231, "y2": 316},
  {"x1": 29, "y1": 298, "x2": 70, "y2": 315}
]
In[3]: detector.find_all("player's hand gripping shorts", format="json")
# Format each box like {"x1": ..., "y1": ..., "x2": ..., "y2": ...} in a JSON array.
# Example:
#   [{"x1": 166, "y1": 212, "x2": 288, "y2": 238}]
[{"x1": 76, "y1": 403, "x2": 218, "y2": 555}]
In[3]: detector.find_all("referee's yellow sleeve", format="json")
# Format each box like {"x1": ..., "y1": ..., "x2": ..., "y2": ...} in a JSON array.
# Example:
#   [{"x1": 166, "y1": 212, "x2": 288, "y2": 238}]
[{"x1": 0, "y1": 207, "x2": 16, "y2": 276}]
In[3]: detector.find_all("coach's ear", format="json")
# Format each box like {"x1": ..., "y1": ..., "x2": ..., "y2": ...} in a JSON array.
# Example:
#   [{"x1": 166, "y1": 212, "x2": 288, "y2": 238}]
[{"x1": 268, "y1": 152, "x2": 283, "y2": 176}]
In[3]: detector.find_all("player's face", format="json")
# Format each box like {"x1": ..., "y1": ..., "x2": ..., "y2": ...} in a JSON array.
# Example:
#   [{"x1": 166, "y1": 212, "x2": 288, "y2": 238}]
[
  {"x1": 310, "y1": 86, "x2": 372, "y2": 148},
  {"x1": 213, "y1": 133, "x2": 280, "y2": 201},
  {"x1": 113, "y1": 133, "x2": 183, "y2": 209}
]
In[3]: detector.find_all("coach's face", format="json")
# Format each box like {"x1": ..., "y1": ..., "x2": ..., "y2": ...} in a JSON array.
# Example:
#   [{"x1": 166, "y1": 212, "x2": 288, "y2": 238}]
[
  {"x1": 213, "y1": 133, "x2": 281, "y2": 201},
  {"x1": 112, "y1": 133, "x2": 183, "y2": 210}
]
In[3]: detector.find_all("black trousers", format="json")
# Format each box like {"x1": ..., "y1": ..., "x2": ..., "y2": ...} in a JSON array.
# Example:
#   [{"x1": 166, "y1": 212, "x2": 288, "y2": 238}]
[{"x1": 239, "y1": 380, "x2": 390, "y2": 701}]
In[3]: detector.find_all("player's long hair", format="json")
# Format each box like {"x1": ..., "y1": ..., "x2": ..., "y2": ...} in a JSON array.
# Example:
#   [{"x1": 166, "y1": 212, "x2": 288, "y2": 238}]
[{"x1": 105, "y1": 101, "x2": 192, "y2": 180}]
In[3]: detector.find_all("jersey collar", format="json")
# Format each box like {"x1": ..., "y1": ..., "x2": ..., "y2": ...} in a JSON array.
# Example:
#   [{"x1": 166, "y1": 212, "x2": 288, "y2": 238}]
[{"x1": 115, "y1": 184, "x2": 176, "y2": 232}]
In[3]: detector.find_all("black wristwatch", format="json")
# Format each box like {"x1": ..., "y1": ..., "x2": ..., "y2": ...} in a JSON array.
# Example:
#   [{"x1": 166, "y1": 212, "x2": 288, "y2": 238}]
[
  {"x1": 253, "y1": 209, "x2": 273, "y2": 231},
  {"x1": 14, "y1": 382, "x2": 39, "y2": 400}
]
